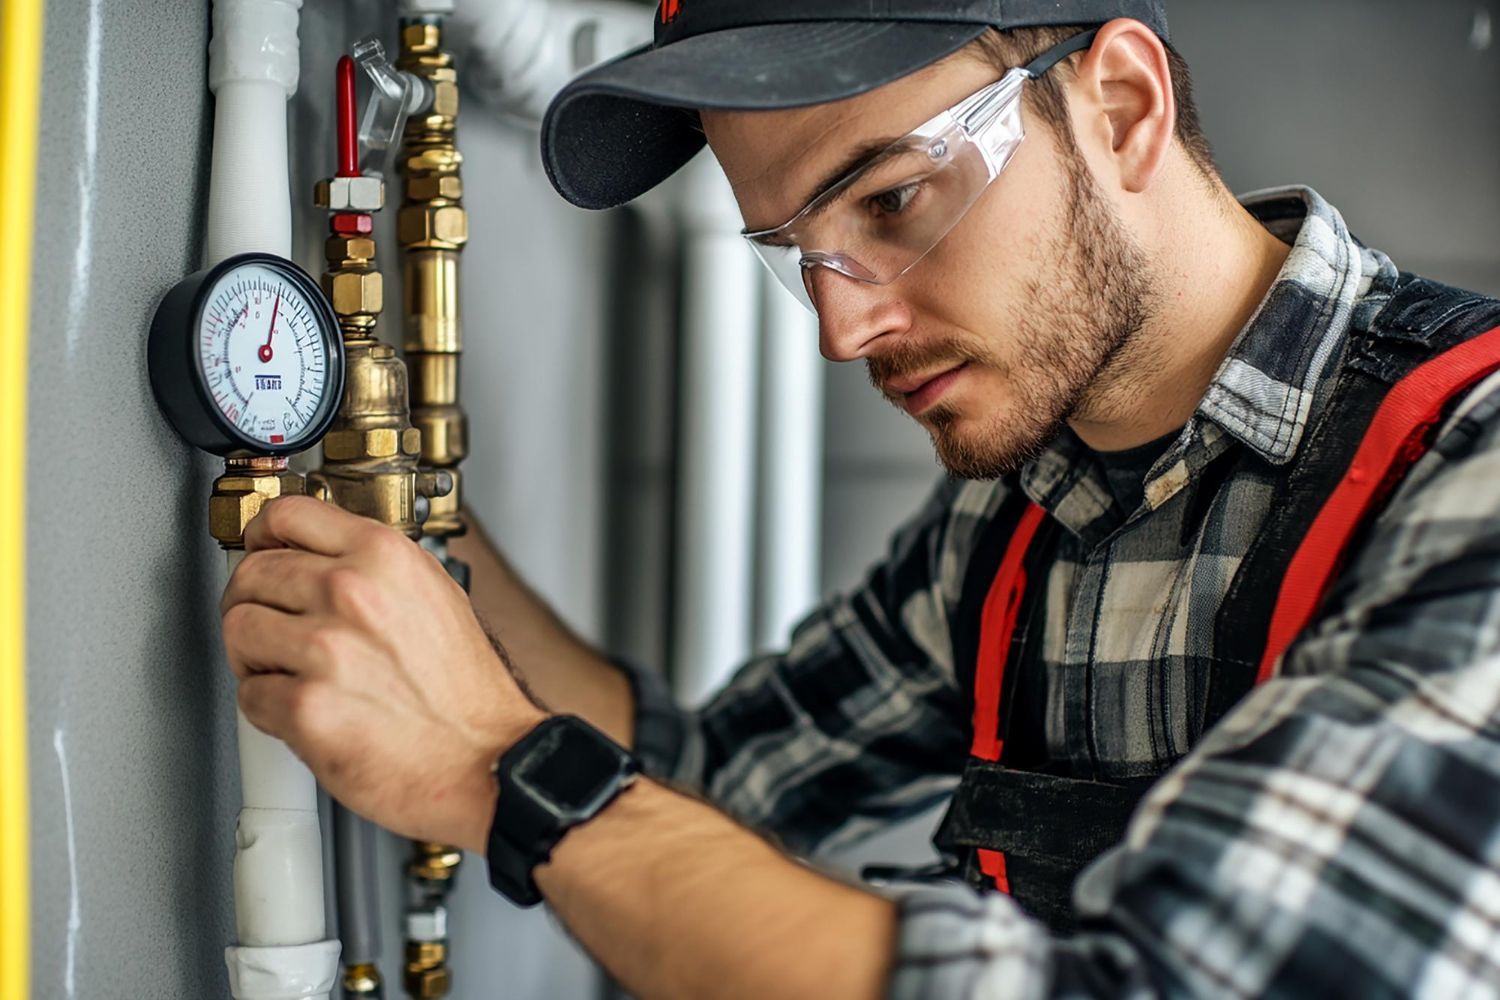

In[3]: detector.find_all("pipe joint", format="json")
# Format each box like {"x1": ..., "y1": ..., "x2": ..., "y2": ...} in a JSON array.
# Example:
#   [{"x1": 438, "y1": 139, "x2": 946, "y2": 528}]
[
  {"x1": 208, "y1": 0, "x2": 304, "y2": 97},
  {"x1": 225, "y1": 939, "x2": 341, "y2": 1000}
]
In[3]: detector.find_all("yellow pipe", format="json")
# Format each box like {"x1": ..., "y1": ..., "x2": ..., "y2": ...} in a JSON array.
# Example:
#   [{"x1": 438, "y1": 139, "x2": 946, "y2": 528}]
[{"x1": 0, "y1": 0, "x2": 44, "y2": 997}]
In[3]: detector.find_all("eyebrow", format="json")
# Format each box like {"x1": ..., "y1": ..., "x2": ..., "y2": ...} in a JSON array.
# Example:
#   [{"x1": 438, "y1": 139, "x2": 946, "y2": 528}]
[{"x1": 743, "y1": 135, "x2": 901, "y2": 240}]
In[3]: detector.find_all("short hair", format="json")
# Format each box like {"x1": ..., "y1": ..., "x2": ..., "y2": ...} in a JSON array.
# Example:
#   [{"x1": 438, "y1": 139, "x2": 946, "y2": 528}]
[{"x1": 973, "y1": 25, "x2": 1220, "y2": 179}]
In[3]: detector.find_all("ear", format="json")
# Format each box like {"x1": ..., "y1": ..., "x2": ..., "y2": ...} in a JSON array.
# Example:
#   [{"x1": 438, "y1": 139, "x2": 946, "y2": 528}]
[{"x1": 1069, "y1": 18, "x2": 1175, "y2": 194}]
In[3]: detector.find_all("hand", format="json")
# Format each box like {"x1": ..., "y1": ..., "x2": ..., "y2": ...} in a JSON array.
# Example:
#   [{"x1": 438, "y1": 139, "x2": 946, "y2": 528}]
[{"x1": 221, "y1": 495, "x2": 548, "y2": 853}]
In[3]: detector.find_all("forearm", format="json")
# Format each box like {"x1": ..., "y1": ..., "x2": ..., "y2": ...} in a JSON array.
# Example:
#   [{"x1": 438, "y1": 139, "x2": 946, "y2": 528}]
[
  {"x1": 535, "y1": 779, "x2": 897, "y2": 1000},
  {"x1": 450, "y1": 515, "x2": 634, "y2": 746}
]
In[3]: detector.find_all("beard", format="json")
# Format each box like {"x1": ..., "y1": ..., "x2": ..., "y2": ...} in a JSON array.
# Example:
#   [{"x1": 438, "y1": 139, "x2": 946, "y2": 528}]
[{"x1": 868, "y1": 155, "x2": 1155, "y2": 480}]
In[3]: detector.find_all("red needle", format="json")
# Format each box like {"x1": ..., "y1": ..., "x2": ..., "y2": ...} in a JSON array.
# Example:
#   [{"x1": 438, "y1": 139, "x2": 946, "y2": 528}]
[{"x1": 258, "y1": 292, "x2": 280, "y2": 363}]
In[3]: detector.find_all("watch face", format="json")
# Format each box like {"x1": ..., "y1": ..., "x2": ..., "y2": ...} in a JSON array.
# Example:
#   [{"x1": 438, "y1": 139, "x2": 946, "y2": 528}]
[{"x1": 512, "y1": 720, "x2": 631, "y2": 817}]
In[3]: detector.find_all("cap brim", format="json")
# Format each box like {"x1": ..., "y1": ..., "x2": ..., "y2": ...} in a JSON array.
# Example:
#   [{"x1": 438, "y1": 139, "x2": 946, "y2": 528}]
[{"x1": 541, "y1": 20, "x2": 989, "y2": 211}]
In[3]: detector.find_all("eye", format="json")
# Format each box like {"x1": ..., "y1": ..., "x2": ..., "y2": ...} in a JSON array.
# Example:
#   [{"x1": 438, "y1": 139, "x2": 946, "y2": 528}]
[{"x1": 868, "y1": 182, "x2": 921, "y2": 217}]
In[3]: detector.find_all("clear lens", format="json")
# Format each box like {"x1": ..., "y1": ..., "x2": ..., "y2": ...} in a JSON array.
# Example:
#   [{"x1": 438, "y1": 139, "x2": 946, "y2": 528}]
[{"x1": 745, "y1": 72, "x2": 1028, "y2": 313}]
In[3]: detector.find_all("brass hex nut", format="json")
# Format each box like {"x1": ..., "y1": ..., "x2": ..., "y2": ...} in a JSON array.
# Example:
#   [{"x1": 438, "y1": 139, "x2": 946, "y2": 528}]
[
  {"x1": 209, "y1": 472, "x2": 305, "y2": 546},
  {"x1": 323, "y1": 428, "x2": 402, "y2": 461},
  {"x1": 405, "y1": 173, "x2": 462, "y2": 203},
  {"x1": 397, "y1": 205, "x2": 468, "y2": 248},
  {"x1": 325, "y1": 235, "x2": 376, "y2": 265},
  {"x1": 401, "y1": 427, "x2": 422, "y2": 456},
  {"x1": 327, "y1": 268, "x2": 383, "y2": 317},
  {"x1": 431, "y1": 78, "x2": 459, "y2": 118},
  {"x1": 401, "y1": 22, "x2": 440, "y2": 52},
  {"x1": 315, "y1": 176, "x2": 384, "y2": 211},
  {"x1": 403, "y1": 967, "x2": 450, "y2": 1000}
]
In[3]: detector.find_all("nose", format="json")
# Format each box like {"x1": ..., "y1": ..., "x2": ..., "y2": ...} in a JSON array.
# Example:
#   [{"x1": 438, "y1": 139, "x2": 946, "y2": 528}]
[{"x1": 807, "y1": 266, "x2": 912, "y2": 363}]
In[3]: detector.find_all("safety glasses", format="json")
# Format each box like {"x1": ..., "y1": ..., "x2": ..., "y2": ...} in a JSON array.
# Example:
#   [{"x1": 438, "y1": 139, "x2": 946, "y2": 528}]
[{"x1": 742, "y1": 29, "x2": 1100, "y2": 312}]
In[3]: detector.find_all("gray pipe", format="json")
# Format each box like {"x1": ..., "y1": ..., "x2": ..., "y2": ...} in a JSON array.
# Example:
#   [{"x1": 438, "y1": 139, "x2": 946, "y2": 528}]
[{"x1": 333, "y1": 804, "x2": 383, "y2": 966}]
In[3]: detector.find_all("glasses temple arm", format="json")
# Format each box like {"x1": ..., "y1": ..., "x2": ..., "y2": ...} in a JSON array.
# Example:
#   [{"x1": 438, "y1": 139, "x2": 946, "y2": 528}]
[{"x1": 1021, "y1": 27, "x2": 1102, "y2": 79}]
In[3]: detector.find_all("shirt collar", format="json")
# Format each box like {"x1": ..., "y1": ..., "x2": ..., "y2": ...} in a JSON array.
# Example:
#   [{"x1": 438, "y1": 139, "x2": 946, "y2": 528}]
[
  {"x1": 1019, "y1": 185, "x2": 1383, "y2": 537},
  {"x1": 1196, "y1": 185, "x2": 1371, "y2": 466}
]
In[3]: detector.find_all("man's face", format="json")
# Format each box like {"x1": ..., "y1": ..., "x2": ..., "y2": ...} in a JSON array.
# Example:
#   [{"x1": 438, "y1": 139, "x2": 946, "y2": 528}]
[{"x1": 702, "y1": 48, "x2": 1156, "y2": 478}]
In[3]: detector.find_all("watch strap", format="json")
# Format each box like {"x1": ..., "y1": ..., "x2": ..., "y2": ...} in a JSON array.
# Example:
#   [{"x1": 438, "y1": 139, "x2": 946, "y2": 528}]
[{"x1": 486, "y1": 715, "x2": 639, "y2": 907}]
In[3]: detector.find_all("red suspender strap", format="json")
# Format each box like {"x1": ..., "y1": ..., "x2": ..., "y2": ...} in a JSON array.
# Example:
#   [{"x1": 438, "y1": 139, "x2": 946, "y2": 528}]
[
  {"x1": 1258, "y1": 325, "x2": 1500, "y2": 683},
  {"x1": 971, "y1": 502, "x2": 1048, "y2": 893}
]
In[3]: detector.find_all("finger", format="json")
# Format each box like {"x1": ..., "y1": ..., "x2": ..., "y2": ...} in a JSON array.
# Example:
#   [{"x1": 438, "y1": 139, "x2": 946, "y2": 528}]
[
  {"x1": 222, "y1": 602, "x2": 320, "y2": 680},
  {"x1": 237, "y1": 673, "x2": 304, "y2": 743},
  {"x1": 222, "y1": 547, "x2": 336, "y2": 616},
  {"x1": 244, "y1": 495, "x2": 370, "y2": 557}
]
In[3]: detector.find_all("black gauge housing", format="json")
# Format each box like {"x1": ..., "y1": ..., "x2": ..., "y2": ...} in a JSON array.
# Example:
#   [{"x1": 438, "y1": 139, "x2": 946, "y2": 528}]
[{"x1": 148, "y1": 252, "x2": 344, "y2": 457}]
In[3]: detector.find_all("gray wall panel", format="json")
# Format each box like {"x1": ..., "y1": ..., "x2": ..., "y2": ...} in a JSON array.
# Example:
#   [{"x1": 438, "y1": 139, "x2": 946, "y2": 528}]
[{"x1": 26, "y1": 0, "x2": 235, "y2": 995}]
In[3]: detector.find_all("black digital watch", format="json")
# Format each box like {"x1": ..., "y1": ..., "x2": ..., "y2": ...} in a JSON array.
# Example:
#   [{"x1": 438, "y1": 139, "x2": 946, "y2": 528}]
[{"x1": 485, "y1": 715, "x2": 640, "y2": 907}]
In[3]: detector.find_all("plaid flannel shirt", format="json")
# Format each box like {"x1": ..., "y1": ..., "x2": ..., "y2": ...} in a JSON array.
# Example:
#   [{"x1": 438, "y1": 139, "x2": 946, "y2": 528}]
[{"x1": 625, "y1": 186, "x2": 1500, "y2": 997}]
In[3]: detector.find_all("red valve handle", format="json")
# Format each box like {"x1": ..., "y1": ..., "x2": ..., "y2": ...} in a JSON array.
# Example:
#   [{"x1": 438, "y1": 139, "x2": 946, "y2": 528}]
[{"x1": 337, "y1": 55, "x2": 359, "y2": 178}]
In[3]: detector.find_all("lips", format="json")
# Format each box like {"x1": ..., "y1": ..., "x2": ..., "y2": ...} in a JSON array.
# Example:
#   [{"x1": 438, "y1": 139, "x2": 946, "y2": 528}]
[{"x1": 892, "y1": 362, "x2": 969, "y2": 416}]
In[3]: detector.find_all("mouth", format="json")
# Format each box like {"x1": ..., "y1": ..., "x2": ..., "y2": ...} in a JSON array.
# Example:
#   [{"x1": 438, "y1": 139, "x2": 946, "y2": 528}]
[{"x1": 890, "y1": 362, "x2": 970, "y2": 416}]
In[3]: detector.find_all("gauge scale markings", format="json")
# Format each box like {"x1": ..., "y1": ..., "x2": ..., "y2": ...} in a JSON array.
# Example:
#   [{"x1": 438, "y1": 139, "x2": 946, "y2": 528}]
[{"x1": 195, "y1": 261, "x2": 336, "y2": 450}]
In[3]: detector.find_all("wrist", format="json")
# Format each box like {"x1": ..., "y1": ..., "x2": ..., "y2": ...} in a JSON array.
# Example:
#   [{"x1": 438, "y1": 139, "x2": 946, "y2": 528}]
[
  {"x1": 455, "y1": 709, "x2": 549, "y2": 855},
  {"x1": 484, "y1": 715, "x2": 641, "y2": 907}
]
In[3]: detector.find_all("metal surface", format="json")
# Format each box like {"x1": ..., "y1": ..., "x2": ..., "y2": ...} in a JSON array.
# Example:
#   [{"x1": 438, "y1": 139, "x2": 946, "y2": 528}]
[
  {"x1": 306, "y1": 224, "x2": 446, "y2": 535},
  {"x1": 397, "y1": 19, "x2": 468, "y2": 541},
  {"x1": 26, "y1": 0, "x2": 238, "y2": 994},
  {"x1": 211, "y1": 458, "x2": 305, "y2": 548}
]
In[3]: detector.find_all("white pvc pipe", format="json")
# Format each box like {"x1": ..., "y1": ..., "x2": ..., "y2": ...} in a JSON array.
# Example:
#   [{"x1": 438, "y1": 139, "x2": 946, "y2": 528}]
[
  {"x1": 208, "y1": 3, "x2": 339, "y2": 997},
  {"x1": 754, "y1": 279, "x2": 824, "y2": 652},
  {"x1": 671, "y1": 154, "x2": 763, "y2": 706},
  {"x1": 223, "y1": 552, "x2": 338, "y2": 999},
  {"x1": 450, "y1": 0, "x2": 649, "y2": 123},
  {"x1": 206, "y1": 0, "x2": 301, "y2": 263}
]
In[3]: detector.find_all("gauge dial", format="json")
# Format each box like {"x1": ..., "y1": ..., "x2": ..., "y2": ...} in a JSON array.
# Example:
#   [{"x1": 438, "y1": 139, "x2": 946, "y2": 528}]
[
  {"x1": 197, "y1": 262, "x2": 331, "y2": 449},
  {"x1": 149, "y1": 252, "x2": 344, "y2": 457}
]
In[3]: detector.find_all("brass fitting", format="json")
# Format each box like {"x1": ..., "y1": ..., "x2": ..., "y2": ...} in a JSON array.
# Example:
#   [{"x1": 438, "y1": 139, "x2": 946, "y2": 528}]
[
  {"x1": 408, "y1": 842, "x2": 463, "y2": 885},
  {"x1": 315, "y1": 176, "x2": 385, "y2": 213},
  {"x1": 209, "y1": 457, "x2": 304, "y2": 549},
  {"x1": 398, "y1": 20, "x2": 468, "y2": 540},
  {"x1": 342, "y1": 962, "x2": 384, "y2": 998},
  {"x1": 309, "y1": 209, "x2": 450, "y2": 538},
  {"x1": 403, "y1": 941, "x2": 451, "y2": 1000}
]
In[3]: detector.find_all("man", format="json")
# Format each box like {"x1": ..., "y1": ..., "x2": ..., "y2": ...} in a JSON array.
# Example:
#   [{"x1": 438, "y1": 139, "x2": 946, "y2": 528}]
[{"x1": 221, "y1": 1, "x2": 1500, "y2": 996}]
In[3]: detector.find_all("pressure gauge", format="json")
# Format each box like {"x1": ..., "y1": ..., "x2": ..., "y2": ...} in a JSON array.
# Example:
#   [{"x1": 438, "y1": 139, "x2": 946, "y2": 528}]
[{"x1": 149, "y1": 252, "x2": 344, "y2": 456}]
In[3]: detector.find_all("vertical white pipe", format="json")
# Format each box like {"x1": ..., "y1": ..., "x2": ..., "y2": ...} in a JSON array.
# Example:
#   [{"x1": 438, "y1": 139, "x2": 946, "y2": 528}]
[
  {"x1": 208, "y1": 3, "x2": 339, "y2": 998},
  {"x1": 671, "y1": 154, "x2": 763, "y2": 706},
  {"x1": 754, "y1": 278, "x2": 824, "y2": 652},
  {"x1": 205, "y1": 0, "x2": 301, "y2": 263}
]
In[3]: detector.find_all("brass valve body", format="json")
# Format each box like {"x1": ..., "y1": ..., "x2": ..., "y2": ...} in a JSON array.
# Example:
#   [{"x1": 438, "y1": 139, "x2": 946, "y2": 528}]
[
  {"x1": 307, "y1": 230, "x2": 448, "y2": 538},
  {"x1": 209, "y1": 457, "x2": 304, "y2": 549},
  {"x1": 398, "y1": 21, "x2": 468, "y2": 540}
]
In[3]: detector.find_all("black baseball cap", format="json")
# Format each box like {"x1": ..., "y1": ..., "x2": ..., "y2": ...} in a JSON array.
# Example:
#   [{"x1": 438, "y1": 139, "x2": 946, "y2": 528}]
[{"x1": 541, "y1": 0, "x2": 1169, "y2": 210}]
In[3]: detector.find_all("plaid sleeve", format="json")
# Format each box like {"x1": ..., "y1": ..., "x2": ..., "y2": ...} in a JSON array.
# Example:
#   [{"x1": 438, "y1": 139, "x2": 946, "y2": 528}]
[
  {"x1": 622, "y1": 476, "x2": 1006, "y2": 855},
  {"x1": 889, "y1": 381, "x2": 1500, "y2": 998}
]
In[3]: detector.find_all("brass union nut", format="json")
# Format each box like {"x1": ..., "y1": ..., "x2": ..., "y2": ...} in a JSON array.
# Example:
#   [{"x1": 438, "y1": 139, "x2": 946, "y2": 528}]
[
  {"x1": 397, "y1": 205, "x2": 468, "y2": 248},
  {"x1": 405, "y1": 174, "x2": 463, "y2": 203},
  {"x1": 323, "y1": 428, "x2": 402, "y2": 461},
  {"x1": 209, "y1": 472, "x2": 305, "y2": 547},
  {"x1": 327, "y1": 268, "x2": 383, "y2": 317}
]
